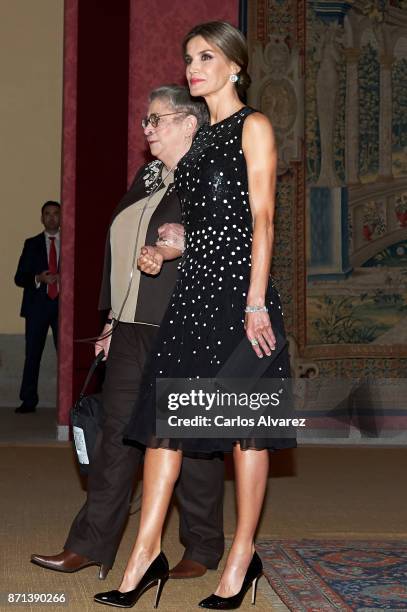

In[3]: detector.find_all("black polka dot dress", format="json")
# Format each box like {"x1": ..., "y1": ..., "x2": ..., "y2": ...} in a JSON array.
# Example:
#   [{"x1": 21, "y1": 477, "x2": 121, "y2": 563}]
[{"x1": 125, "y1": 107, "x2": 296, "y2": 453}]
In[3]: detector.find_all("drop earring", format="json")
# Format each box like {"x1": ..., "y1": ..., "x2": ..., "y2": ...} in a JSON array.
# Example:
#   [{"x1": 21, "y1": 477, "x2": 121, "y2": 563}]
[{"x1": 229, "y1": 73, "x2": 238, "y2": 83}]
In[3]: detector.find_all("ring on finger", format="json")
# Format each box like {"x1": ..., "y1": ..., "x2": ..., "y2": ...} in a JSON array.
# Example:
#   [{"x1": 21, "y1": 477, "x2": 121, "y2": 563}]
[{"x1": 250, "y1": 338, "x2": 259, "y2": 346}]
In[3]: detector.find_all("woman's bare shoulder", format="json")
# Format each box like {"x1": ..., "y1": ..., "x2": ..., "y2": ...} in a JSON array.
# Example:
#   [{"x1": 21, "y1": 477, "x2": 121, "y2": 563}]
[{"x1": 243, "y1": 111, "x2": 275, "y2": 148}]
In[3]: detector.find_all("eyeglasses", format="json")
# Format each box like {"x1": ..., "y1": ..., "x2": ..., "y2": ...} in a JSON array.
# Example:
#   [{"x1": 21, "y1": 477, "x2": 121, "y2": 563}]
[{"x1": 141, "y1": 112, "x2": 185, "y2": 129}]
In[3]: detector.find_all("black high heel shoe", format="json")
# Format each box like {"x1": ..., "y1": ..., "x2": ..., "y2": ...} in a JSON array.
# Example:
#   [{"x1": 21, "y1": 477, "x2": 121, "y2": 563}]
[
  {"x1": 94, "y1": 552, "x2": 169, "y2": 608},
  {"x1": 198, "y1": 551, "x2": 263, "y2": 610}
]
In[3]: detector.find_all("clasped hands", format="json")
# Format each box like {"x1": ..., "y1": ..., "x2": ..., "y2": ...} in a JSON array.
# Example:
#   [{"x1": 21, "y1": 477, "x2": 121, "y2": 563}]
[
  {"x1": 138, "y1": 223, "x2": 184, "y2": 275},
  {"x1": 36, "y1": 270, "x2": 59, "y2": 285}
]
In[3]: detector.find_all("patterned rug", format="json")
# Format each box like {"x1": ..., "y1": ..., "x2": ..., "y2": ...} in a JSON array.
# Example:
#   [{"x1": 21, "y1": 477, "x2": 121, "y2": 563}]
[{"x1": 257, "y1": 539, "x2": 407, "y2": 611}]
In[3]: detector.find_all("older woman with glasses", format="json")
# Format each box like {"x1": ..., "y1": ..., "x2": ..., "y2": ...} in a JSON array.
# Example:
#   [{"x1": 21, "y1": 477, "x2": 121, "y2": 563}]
[{"x1": 31, "y1": 85, "x2": 225, "y2": 585}]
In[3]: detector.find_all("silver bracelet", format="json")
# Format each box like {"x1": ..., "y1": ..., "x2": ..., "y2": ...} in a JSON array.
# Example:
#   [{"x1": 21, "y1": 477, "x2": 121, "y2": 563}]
[{"x1": 244, "y1": 305, "x2": 268, "y2": 313}]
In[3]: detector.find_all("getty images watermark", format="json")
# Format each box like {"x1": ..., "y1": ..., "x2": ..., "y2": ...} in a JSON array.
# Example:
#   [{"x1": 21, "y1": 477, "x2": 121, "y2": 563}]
[
  {"x1": 155, "y1": 377, "x2": 407, "y2": 441},
  {"x1": 155, "y1": 378, "x2": 301, "y2": 438}
]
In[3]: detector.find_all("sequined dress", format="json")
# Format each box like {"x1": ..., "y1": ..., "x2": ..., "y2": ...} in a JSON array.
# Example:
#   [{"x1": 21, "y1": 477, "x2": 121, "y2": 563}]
[{"x1": 125, "y1": 107, "x2": 296, "y2": 453}]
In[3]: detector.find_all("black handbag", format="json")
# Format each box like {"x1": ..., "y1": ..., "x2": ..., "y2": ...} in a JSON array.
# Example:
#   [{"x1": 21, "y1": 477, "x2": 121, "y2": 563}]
[{"x1": 71, "y1": 351, "x2": 105, "y2": 475}]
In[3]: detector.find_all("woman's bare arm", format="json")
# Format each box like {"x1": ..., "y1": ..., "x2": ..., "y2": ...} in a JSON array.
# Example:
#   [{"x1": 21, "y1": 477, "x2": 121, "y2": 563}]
[{"x1": 242, "y1": 112, "x2": 277, "y2": 357}]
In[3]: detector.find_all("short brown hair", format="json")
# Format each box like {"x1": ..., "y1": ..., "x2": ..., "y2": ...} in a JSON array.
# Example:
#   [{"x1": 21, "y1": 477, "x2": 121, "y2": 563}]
[{"x1": 182, "y1": 21, "x2": 251, "y2": 99}]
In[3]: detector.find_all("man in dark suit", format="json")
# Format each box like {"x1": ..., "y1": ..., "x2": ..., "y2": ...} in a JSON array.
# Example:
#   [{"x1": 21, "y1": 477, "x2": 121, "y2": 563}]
[{"x1": 14, "y1": 201, "x2": 61, "y2": 413}]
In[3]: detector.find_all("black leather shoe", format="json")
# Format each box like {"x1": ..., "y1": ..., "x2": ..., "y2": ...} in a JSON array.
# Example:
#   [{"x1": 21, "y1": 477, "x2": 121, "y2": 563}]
[
  {"x1": 94, "y1": 552, "x2": 169, "y2": 608},
  {"x1": 198, "y1": 551, "x2": 263, "y2": 610},
  {"x1": 15, "y1": 403, "x2": 36, "y2": 413}
]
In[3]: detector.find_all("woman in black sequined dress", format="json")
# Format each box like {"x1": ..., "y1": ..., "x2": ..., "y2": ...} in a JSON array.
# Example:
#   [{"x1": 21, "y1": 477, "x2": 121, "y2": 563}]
[{"x1": 96, "y1": 21, "x2": 296, "y2": 610}]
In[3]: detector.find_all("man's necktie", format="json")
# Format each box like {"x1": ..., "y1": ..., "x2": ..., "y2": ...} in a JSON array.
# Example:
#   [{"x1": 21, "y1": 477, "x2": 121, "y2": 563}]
[{"x1": 47, "y1": 236, "x2": 58, "y2": 299}]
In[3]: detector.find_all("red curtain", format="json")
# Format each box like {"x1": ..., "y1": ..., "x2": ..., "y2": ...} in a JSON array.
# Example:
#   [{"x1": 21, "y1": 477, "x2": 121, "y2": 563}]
[
  {"x1": 58, "y1": 0, "x2": 239, "y2": 428},
  {"x1": 128, "y1": 0, "x2": 239, "y2": 179}
]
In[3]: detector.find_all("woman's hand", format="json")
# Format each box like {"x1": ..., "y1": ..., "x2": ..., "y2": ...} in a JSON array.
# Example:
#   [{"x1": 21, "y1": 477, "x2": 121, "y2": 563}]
[
  {"x1": 137, "y1": 246, "x2": 164, "y2": 275},
  {"x1": 245, "y1": 311, "x2": 276, "y2": 358},
  {"x1": 156, "y1": 223, "x2": 185, "y2": 252},
  {"x1": 95, "y1": 322, "x2": 113, "y2": 360}
]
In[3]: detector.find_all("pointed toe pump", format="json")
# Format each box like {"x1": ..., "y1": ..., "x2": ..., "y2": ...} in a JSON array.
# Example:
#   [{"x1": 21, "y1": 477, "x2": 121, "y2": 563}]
[
  {"x1": 94, "y1": 552, "x2": 169, "y2": 608},
  {"x1": 198, "y1": 551, "x2": 263, "y2": 610}
]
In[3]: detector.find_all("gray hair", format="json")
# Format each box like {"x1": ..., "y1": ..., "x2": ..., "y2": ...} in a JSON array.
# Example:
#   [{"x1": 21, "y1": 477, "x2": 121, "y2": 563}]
[{"x1": 149, "y1": 85, "x2": 208, "y2": 129}]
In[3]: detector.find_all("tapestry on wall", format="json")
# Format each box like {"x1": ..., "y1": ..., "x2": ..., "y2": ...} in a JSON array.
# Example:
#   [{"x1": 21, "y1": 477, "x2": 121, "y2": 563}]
[{"x1": 246, "y1": 0, "x2": 407, "y2": 379}]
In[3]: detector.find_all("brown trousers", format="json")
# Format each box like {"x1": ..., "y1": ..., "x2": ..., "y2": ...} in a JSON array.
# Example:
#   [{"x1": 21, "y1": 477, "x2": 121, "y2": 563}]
[{"x1": 65, "y1": 322, "x2": 224, "y2": 568}]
